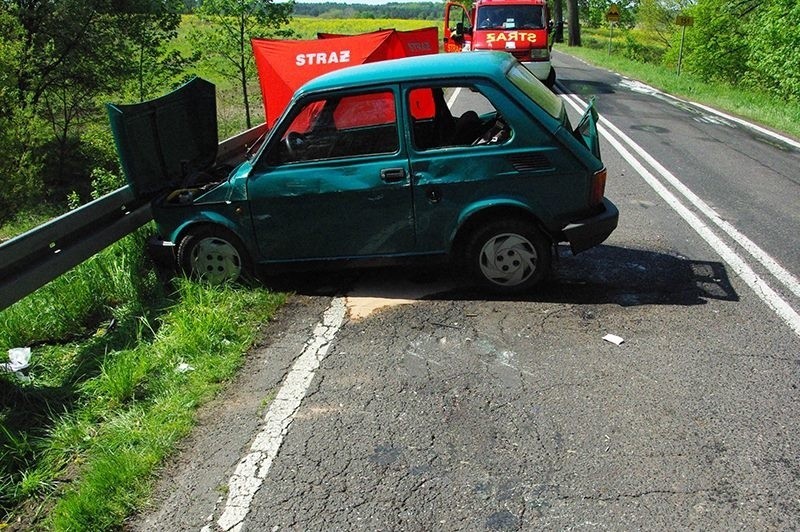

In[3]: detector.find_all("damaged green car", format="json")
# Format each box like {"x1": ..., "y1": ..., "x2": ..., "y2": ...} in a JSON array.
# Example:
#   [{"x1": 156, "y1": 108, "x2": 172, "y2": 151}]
[{"x1": 108, "y1": 52, "x2": 617, "y2": 292}]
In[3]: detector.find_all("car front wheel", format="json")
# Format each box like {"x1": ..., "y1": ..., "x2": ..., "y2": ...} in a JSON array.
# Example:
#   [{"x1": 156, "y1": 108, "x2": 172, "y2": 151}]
[
  {"x1": 465, "y1": 219, "x2": 551, "y2": 292},
  {"x1": 177, "y1": 226, "x2": 251, "y2": 285}
]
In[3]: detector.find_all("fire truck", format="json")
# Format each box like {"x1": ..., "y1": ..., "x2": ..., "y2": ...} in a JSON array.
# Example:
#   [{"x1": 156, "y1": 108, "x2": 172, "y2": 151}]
[{"x1": 443, "y1": 0, "x2": 555, "y2": 87}]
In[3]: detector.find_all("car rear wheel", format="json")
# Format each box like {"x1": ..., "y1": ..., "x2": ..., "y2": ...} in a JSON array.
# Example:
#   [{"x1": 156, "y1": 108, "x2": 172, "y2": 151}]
[
  {"x1": 177, "y1": 226, "x2": 251, "y2": 285},
  {"x1": 465, "y1": 219, "x2": 551, "y2": 292}
]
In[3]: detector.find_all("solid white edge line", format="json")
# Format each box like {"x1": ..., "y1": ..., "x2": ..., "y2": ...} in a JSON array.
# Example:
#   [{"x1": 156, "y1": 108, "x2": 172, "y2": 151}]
[
  {"x1": 446, "y1": 86, "x2": 462, "y2": 108},
  {"x1": 202, "y1": 297, "x2": 348, "y2": 532},
  {"x1": 590, "y1": 98, "x2": 800, "y2": 301},
  {"x1": 618, "y1": 76, "x2": 800, "y2": 150},
  {"x1": 559, "y1": 92, "x2": 800, "y2": 337}
]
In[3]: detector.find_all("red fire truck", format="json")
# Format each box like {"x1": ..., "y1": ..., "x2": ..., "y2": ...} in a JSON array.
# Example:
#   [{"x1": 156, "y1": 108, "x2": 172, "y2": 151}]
[{"x1": 443, "y1": 0, "x2": 555, "y2": 87}]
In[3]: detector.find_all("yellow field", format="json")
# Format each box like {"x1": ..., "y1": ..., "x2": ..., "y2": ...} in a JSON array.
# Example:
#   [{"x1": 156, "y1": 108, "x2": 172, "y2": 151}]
[{"x1": 289, "y1": 16, "x2": 438, "y2": 39}]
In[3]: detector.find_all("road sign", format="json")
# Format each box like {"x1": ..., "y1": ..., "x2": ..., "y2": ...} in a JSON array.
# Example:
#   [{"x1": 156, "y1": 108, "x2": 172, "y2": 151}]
[
  {"x1": 606, "y1": 4, "x2": 621, "y2": 22},
  {"x1": 675, "y1": 15, "x2": 694, "y2": 75}
]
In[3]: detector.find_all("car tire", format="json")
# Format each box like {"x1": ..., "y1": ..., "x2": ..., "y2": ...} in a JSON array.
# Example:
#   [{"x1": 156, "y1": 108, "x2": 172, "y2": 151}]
[
  {"x1": 545, "y1": 68, "x2": 556, "y2": 89},
  {"x1": 177, "y1": 226, "x2": 252, "y2": 285},
  {"x1": 464, "y1": 219, "x2": 551, "y2": 292}
]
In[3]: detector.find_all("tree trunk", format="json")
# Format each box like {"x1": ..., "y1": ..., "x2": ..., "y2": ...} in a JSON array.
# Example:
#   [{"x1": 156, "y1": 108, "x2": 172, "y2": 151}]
[
  {"x1": 567, "y1": 0, "x2": 581, "y2": 46},
  {"x1": 239, "y1": 15, "x2": 251, "y2": 130},
  {"x1": 242, "y1": 66, "x2": 251, "y2": 130},
  {"x1": 553, "y1": 0, "x2": 564, "y2": 43}
]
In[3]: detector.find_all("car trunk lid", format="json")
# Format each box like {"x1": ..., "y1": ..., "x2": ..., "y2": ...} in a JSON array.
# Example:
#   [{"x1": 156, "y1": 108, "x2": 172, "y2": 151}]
[{"x1": 573, "y1": 96, "x2": 601, "y2": 160}]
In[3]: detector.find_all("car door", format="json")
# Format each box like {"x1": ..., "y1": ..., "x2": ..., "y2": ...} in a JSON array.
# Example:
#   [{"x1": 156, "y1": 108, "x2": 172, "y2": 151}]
[
  {"x1": 247, "y1": 88, "x2": 415, "y2": 261},
  {"x1": 404, "y1": 80, "x2": 590, "y2": 252}
]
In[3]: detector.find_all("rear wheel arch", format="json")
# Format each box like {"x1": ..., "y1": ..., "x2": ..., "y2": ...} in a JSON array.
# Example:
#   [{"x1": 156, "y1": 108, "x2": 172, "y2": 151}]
[
  {"x1": 451, "y1": 207, "x2": 554, "y2": 292},
  {"x1": 450, "y1": 205, "x2": 553, "y2": 259}
]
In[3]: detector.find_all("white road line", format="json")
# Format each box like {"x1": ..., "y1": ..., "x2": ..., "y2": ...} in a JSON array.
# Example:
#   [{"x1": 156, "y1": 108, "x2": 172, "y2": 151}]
[
  {"x1": 558, "y1": 92, "x2": 800, "y2": 337},
  {"x1": 617, "y1": 77, "x2": 800, "y2": 150},
  {"x1": 597, "y1": 106, "x2": 800, "y2": 300},
  {"x1": 446, "y1": 86, "x2": 462, "y2": 108},
  {"x1": 203, "y1": 297, "x2": 347, "y2": 532}
]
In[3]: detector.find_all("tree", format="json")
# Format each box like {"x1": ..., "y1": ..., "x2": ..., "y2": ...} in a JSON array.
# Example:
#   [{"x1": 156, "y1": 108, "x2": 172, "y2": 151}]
[
  {"x1": 194, "y1": 0, "x2": 294, "y2": 130},
  {"x1": 1, "y1": 0, "x2": 188, "y2": 208},
  {"x1": 744, "y1": 0, "x2": 800, "y2": 101},
  {"x1": 0, "y1": 8, "x2": 45, "y2": 219},
  {"x1": 681, "y1": 0, "x2": 751, "y2": 83},
  {"x1": 553, "y1": 0, "x2": 564, "y2": 43},
  {"x1": 118, "y1": 2, "x2": 192, "y2": 102},
  {"x1": 637, "y1": 0, "x2": 689, "y2": 48},
  {"x1": 676, "y1": 0, "x2": 800, "y2": 100},
  {"x1": 567, "y1": 0, "x2": 581, "y2": 46}
]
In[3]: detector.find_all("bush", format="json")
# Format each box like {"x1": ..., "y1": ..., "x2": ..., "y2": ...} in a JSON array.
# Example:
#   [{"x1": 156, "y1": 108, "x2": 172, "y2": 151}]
[
  {"x1": 0, "y1": 110, "x2": 48, "y2": 223},
  {"x1": 621, "y1": 32, "x2": 665, "y2": 64},
  {"x1": 744, "y1": 0, "x2": 800, "y2": 101}
]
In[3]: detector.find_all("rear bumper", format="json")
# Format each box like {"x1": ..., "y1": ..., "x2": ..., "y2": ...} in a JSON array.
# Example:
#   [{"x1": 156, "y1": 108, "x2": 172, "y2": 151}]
[{"x1": 562, "y1": 198, "x2": 619, "y2": 255}]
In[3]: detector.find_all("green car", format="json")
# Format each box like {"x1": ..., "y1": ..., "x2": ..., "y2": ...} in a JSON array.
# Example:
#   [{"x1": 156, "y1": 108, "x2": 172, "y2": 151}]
[{"x1": 108, "y1": 51, "x2": 617, "y2": 292}]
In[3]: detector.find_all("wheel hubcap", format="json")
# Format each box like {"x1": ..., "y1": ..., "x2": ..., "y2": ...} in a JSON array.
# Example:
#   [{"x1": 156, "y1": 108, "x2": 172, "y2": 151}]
[
  {"x1": 479, "y1": 233, "x2": 537, "y2": 286},
  {"x1": 190, "y1": 237, "x2": 242, "y2": 284}
]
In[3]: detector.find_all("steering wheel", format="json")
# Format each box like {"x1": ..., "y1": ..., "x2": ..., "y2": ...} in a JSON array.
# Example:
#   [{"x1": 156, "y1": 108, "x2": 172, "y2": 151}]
[
  {"x1": 472, "y1": 117, "x2": 508, "y2": 146},
  {"x1": 283, "y1": 131, "x2": 306, "y2": 158}
]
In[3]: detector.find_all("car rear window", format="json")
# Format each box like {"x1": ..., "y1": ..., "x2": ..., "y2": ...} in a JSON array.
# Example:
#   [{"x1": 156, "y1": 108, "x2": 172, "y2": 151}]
[{"x1": 506, "y1": 63, "x2": 564, "y2": 120}]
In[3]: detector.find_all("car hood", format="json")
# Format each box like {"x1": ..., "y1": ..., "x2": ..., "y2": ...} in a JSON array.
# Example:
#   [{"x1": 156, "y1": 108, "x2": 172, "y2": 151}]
[{"x1": 107, "y1": 77, "x2": 218, "y2": 198}]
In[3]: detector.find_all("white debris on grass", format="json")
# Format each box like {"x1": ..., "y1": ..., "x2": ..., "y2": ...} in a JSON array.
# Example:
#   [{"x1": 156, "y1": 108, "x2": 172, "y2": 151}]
[
  {"x1": 176, "y1": 362, "x2": 195, "y2": 373},
  {"x1": 2, "y1": 347, "x2": 31, "y2": 372}
]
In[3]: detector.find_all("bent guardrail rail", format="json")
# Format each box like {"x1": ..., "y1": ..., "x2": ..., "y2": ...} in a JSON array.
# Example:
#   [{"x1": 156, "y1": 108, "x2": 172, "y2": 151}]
[
  {"x1": 0, "y1": 187, "x2": 152, "y2": 312},
  {"x1": 0, "y1": 123, "x2": 268, "y2": 312}
]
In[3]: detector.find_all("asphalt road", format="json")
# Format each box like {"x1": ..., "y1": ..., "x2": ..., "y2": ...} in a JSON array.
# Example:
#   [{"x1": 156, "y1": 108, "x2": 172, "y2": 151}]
[{"x1": 131, "y1": 52, "x2": 800, "y2": 531}]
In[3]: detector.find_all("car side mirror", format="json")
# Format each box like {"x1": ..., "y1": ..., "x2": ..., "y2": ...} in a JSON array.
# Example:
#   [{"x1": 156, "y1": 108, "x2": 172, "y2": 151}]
[{"x1": 548, "y1": 19, "x2": 554, "y2": 32}]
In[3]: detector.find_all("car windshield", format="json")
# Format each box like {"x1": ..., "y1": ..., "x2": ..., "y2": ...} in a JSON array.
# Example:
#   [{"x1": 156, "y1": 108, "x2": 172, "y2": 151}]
[
  {"x1": 476, "y1": 5, "x2": 545, "y2": 30},
  {"x1": 506, "y1": 63, "x2": 565, "y2": 122}
]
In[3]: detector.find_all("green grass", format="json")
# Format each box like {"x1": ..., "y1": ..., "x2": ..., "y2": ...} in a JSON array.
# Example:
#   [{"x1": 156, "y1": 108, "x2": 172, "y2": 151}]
[
  {"x1": 0, "y1": 208, "x2": 63, "y2": 243},
  {"x1": 556, "y1": 28, "x2": 800, "y2": 141},
  {"x1": 1, "y1": 227, "x2": 286, "y2": 529},
  {"x1": 2, "y1": 17, "x2": 450, "y2": 523}
]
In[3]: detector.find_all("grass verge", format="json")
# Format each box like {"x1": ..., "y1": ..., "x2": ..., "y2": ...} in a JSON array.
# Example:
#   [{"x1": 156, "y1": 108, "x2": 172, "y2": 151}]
[
  {"x1": 1, "y1": 227, "x2": 286, "y2": 529},
  {"x1": 0, "y1": 208, "x2": 63, "y2": 244},
  {"x1": 555, "y1": 31, "x2": 800, "y2": 141}
]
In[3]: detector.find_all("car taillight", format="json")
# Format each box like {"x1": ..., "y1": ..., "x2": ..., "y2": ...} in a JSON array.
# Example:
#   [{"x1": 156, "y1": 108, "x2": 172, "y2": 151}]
[
  {"x1": 590, "y1": 168, "x2": 607, "y2": 206},
  {"x1": 530, "y1": 48, "x2": 550, "y2": 61}
]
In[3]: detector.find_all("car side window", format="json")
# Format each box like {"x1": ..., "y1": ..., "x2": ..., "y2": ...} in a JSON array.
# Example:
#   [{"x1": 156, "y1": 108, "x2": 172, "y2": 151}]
[
  {"x1": 274, "y1": 91, "x2": 399, "y2": 164},
  {"x1": 408, "y1": 85, "x2": 512, "y2": 151}
]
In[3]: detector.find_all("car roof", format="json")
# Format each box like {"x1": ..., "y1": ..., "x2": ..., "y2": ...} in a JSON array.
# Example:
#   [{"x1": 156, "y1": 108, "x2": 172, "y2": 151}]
[{"x1": 297, "y1": 51, "x2": 516, "y2": 97}]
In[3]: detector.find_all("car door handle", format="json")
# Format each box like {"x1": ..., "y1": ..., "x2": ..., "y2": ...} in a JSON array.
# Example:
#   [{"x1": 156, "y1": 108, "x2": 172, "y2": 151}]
[{"x1": 380, "y1": 168, "x2": 406, "y2": 183}]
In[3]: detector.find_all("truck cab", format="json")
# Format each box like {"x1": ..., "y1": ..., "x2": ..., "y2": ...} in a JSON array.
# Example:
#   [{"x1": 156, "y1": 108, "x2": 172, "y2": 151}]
[{"x1": 444, "y1": 0, "x2": 555, "y2": 87}]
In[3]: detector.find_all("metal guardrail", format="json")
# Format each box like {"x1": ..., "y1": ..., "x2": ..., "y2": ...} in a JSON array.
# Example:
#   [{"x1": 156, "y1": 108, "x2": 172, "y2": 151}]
[
  {"x1": 0, "y1": 123, "x2": 268, "y2": 312},
  {"x1": 0, "y1": 187, "x2": 153, "y2": 312}
]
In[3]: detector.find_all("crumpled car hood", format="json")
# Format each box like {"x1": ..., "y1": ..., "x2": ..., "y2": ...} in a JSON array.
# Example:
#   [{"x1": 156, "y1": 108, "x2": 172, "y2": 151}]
[{"x1": 107, "y1": 77, "x2": 218, "y2": 198}]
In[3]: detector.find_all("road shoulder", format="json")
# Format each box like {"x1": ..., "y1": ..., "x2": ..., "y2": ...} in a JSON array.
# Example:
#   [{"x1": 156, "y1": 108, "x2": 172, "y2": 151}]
[{"x1": 126, "y1": 294, "x2": 334, "y2": 531}]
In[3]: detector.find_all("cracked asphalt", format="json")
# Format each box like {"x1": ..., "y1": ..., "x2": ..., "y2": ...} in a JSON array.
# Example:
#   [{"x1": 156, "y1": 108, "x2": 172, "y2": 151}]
[
  {"x1": 129, "y1": 52, "x2": 800, "y2": 530},
  {"x1": 243, "y1": 290, "x2": 798, "y2": 530},
  {"x1": 131, "y1": 251, "x2": 799, "y2": 530}
]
